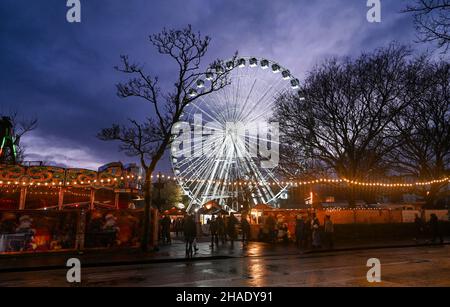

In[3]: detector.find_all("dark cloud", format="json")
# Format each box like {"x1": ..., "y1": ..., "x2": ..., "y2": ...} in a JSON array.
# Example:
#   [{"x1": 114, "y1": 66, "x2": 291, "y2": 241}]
[{"x1": 0, "y1": 0, "x2": 434, "y2": 172}]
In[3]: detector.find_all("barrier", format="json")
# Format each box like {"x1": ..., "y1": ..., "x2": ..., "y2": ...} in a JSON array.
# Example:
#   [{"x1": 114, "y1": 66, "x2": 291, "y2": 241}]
[
  {"x1": 250, "y1": 208, "x2": 450, "y2": 242},
  {"x1": 0, "y1": 210, "x2": 78, "y2": 253},
  {"x1": 84, "y1": 210, "x2": 143, "y2": 249},
  {"x1": 0, "y1": 209, "x2": 155, "y2": 254}
]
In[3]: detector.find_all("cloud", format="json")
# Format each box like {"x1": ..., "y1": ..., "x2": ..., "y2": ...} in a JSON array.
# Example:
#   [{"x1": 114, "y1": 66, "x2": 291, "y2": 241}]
[
  {"x1": 21, "y1": 132, "x2": 109, "y2": 170},
  {"x1": 0, "y1": 0, "x2": 435, "y2": 172}
]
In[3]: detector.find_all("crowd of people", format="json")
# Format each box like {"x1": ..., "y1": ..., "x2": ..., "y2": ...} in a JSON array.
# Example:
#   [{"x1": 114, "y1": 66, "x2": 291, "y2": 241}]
[
  {"x1": 207, "y1": 212, "x2": 251, "y2": 248},
  {"x1": 159, "y1": 212, "x2": 252, "y2": 256},
  {"x1": 158, "y1": 210, "x2": 446, "y2": 257},
  {"x1": 258, "y1": 213, "x2": 335, "y2": 249},
  {"x1": 414, "y1": 213, "x2": 444, "y2": 244}
]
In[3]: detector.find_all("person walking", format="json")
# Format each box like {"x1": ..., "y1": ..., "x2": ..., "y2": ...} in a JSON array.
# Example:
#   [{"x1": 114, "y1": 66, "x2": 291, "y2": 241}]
[
  {"x1": 279, "y1": 223, "x2": 289, "y2": 244},
  {"x1": 210, "y1": 216, "x2": 219, "y2": 248},
  {"x1": 295, "y1": 216, "x2": 305, "y2": 249},
  {"x1": 323, "y1": 215, "x2": 334, "y2": 249},
  {"x1": 174, "y1": 218, "x2": 178, "y2": 237},
  {"x1": 311, "y1": 214, "x2": 321, "y2": 248},
  {"x1": 241, "y1": 214, "x2": 251, "y2": 246},
  {"x1": 413, "y1": 213, "x2": 424, "y2": 242},
  {"x1": 161, "y1": 215, "x2": 171, "y2": 244},
  {"x1": 227, "y1": 212, "x2": 238, "y2": 247},
  {"x1": 266, "y1": 214, "x2": 276, "y2": 243},
  {"x1": 216, "y1": 214, "x2": 226, "y2": 245},
  {"x1": 304, "y1": 214, "x2": 312, "y2": 249},
  {"x1": 183, "y1": 215, "x2": 197, "y2": 257},
  {"x1": 429, "y1": 213, "x2": 443, "y2": 244}
]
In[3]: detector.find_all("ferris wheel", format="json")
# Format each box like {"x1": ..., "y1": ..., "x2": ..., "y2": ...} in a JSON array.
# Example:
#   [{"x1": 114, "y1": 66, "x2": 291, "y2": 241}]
[{"x1": 171, "y1": 56, "x2": 300, "y2": 213}]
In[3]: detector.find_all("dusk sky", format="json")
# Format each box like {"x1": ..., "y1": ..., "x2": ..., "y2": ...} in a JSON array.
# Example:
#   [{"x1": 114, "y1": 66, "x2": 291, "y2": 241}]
[{"x1": 0, "y1": 0, "x2": 442, "y2": 172}]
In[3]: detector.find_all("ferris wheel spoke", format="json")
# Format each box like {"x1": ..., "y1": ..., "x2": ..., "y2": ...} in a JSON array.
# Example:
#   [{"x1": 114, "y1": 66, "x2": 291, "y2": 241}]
[
  {"x1": 211, "y1": 146, "x2": 234, "y2": 202},
  {"x1": 239, "y1": 78, "x2": 287, "y2": 124},
  {"x1": 172, "y1": 56, "x2": 297, "y2": 212},
  {"x1": 189, "y1": 100, "x2": 225, "y2": 127},
  {"x1": 188, "y1": 138, "x2": 229, "y2": 203},
  {"x1": 233, "y1": 136, "x2": 278, "y2": 204},
  {"x1": 234, "y1": 78, "x2": 258, "y2": 124}
]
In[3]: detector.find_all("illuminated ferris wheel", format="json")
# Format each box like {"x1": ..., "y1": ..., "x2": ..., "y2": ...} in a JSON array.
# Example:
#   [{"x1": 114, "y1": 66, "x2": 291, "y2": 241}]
[{"x1": 171, "y1": 56, "x2": 300, "y2": 213}]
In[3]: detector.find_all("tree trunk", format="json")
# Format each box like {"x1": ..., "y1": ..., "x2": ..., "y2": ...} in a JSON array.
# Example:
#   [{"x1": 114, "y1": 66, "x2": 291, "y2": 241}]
[
  {"x1": 140, "y1": 140, "x2": 169, "y2": 252},
  {"x1": 348, "y1": 185, "x2": 356, "y2": 208},
  {"x1": 141, "y1": 167, "x2": 154, "y2": 252}
]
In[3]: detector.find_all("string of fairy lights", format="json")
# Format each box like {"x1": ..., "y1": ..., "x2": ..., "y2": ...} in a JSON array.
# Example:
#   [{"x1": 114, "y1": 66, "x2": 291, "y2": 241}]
[
  {"x1": 0, "y1": 174, "x2": 448, "y2": 189},
  {"x1": 0, "y1": 175, "x2": 142, "y2": 187},
  {"x1": 0, "y1": 187, "x2": 91, "y2": 197}
]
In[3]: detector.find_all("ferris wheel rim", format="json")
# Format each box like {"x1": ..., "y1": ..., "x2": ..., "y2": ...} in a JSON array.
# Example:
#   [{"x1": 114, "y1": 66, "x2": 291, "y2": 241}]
[{"x1": 170, "y1": 55, "x2": 300, "y2": 212}]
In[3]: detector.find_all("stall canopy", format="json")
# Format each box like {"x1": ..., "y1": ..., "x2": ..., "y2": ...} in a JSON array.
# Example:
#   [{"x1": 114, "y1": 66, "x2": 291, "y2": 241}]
[
  {"x1": 163, "y1": 207, "x2": 185, "y2": 216},
  {"x1": 198, "y1": 201, "x2": 228, "y2": 215}
]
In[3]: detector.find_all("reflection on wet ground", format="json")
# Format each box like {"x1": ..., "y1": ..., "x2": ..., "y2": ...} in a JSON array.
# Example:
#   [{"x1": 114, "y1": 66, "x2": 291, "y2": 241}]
[{"x1": 0, "y1": 245, "x2": 449, "y2": 287}]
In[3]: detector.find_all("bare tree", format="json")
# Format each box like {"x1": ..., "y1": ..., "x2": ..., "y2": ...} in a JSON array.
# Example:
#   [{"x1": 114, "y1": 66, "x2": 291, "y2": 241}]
[
  {"x1": 403, "y1": 0, "x2": 450, "y2": 52},
  {"x1": 274, "y1": 44, "x2": 426, "y2": 206},
  {"x1": 276, "y1": 142, "x2": 333, "y2": 180},
  {"x1": 0, "y1": 112, "x2": 37, "y2": 164},
  {"x1": 391, "y1": 60, "x2": 450, "y2": 206},
  {"x1": 98, "y1": 25, "x2": 235, "y2": 251}
]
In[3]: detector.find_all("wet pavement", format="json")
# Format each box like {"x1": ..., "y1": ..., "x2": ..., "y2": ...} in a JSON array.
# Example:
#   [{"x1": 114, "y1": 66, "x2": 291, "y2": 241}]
[
  {"x1": 1, "y1": 236, "x2": 447, "y2": 272},
  {"x1": 0, "y1": 243, "x2": 449, "y2": 286}
]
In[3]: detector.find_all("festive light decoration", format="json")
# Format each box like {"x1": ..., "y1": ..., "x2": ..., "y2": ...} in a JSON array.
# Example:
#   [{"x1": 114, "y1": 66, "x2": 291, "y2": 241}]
[
  {"x1": 171, "y1": 56, "x2": 305, "y2": 213},
  {"x1": 0, "y1": 175, "x2": 448, "y2": 188},
  {"x1": 0, "y1": 116, "x2": 18, "y2": 163}
]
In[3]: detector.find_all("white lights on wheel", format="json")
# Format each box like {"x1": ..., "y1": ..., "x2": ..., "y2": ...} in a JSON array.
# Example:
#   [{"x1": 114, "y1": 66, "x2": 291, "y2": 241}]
[
  {"x1": 188, "y1": 89, "x2": 197, "y2": 97},
  {"x1": 196, "y1": 79, "x2": 205, "y2": 88},
  {"x1": 282, "y1": 70, "x2": 291, "y2": 80},
  {"x1": 171, "y1": 56, "x2": 299, "y2": 213},
  {"x1": 271, "y1": 63, "x2": 281, "y2": 73},
  {"x1": 290, "y1": 78, "x2": 299, "y2": 89},
  {"x1": 205, "y1": 72, "x2": 214, "y2": 80},
  {"x1": 260, "y1": 59, "x2": 269, "y2": 69}
]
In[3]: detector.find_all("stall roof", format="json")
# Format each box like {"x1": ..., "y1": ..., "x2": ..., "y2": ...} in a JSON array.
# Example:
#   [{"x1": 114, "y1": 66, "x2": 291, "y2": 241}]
[{"x1": 253, "y1": 204, "x2": 272, "y2": 210}]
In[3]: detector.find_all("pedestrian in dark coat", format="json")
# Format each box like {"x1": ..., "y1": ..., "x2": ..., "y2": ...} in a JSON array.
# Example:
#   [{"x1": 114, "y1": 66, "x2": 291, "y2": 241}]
[
  {"x1": 311, "y1": 215, "x2": 321, "y2": 248},
  {"x1": 295, "y1": 216, "x2": 305, "y2": 249},
  {"x1": 414, "y1": 213, "x2": 424, "y2": 242},
  {"x1": 303, "y1": 215, "x2": 312, "y2": 249},
  {"x1": 241, "y1": 214, "x2": 251, "y2": 245},
  {"x1": 161, "y1": 215, "x2": 172, "y2": 244},
  {"x1": 227, "y1": 213, "x2": 238, "y2": 247},
  {"x1": 323, "y1": 215, "x2": 334, "y2": 249},
  {"x1": 429, "y1": 213, "x2": 443, "y2": 244},
  {"x1": 184, "y1": 215, "x2": 197, "y2": 257},
  {"x1": 216, "y1": 214, "x2": 226, "y2": 244},
  {"x1": 210, "y1": 216, "x2": 219, "y2": 248},
  {"x1": 266, "y1": 214, "x2": 276, "y2": 243}
]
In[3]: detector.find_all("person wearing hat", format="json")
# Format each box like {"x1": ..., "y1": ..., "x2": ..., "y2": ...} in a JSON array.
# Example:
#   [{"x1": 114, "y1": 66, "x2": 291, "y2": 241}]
[
  {"x1": 295, "y1": 215, "x2": 305, "y2": 249},
  {"x1": 15, "y1": 215, "x2": 36, "y2": 251}
]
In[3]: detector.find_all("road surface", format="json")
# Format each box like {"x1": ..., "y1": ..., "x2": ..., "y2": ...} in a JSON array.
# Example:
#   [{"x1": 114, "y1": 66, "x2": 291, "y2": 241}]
[{"x1": 0, "y1": 245, "x2": 449, "y2": 286}]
